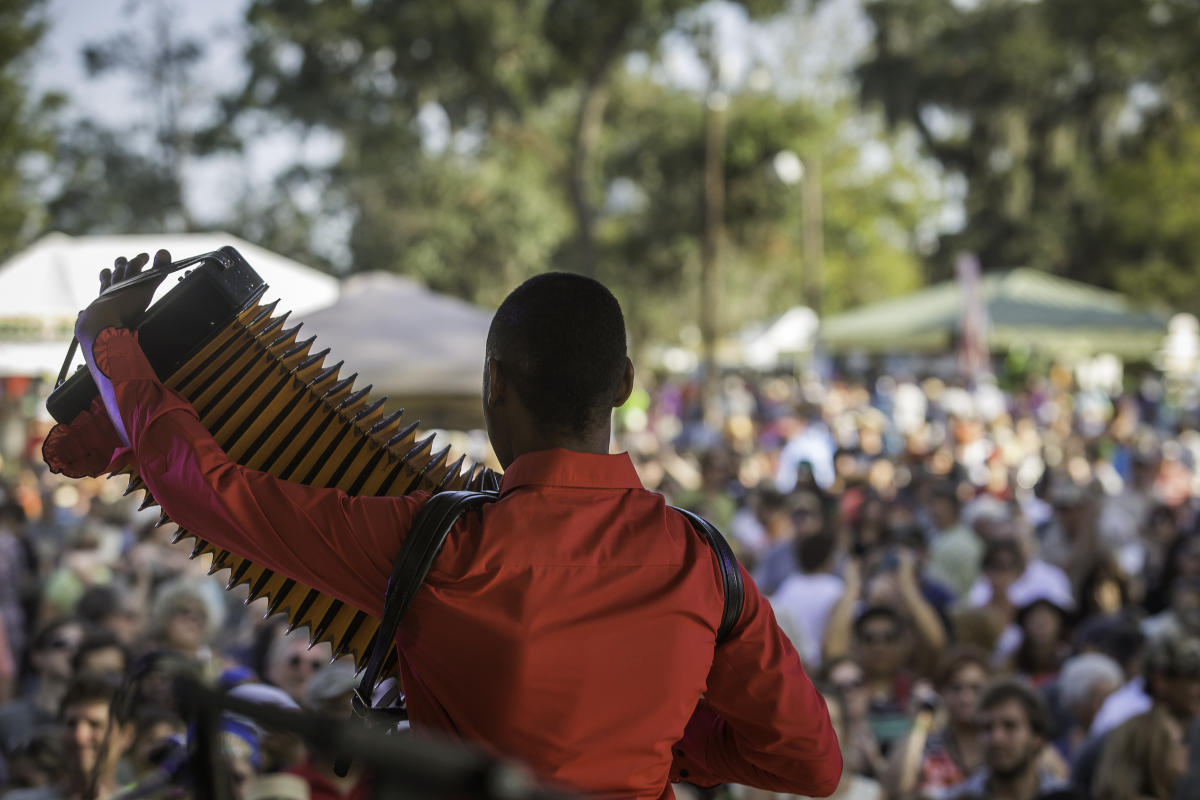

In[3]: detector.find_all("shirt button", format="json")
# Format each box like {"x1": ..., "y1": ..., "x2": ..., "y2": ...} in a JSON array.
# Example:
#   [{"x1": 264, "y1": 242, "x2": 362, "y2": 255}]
[
  {"x1": 680, "y1": 769, "x2": 690, "y2": 779},
  {"x1": 674, "y1": 749, "x2": 684, "y2": 757}
]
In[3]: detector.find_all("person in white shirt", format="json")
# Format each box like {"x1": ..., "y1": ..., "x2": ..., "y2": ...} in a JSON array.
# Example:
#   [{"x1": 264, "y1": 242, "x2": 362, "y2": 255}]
[{"x1": 772, "y1": 531, "x2": 844, "y2": 669}]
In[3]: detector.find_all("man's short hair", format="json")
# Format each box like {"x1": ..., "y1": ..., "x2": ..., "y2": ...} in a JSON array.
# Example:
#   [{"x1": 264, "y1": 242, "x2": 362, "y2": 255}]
[
  {"x1": 487, "y1": 272, "x2": 628, "y2": 436},
  {"x1": 60, "y1": 671, "x2": 123, "y2": 719},
  {"x1": 797, "y1": 532, "x2": 835, "y2": 574},
  {"x1": 1144, "y1": 633, "x2": 1200, "y2": 687},
  {"x1": 978, "y1": 677, "x2": 1050, "y2": 739},
  {"x1": 853, "y1": 606, "x2": 905, "y2": 638},
  {"x1": 71, "y1": 630, "x2": 131, "y2": 675},
  {"x1": 934, "y1": 645, "x2": 992, "y2": 691}
]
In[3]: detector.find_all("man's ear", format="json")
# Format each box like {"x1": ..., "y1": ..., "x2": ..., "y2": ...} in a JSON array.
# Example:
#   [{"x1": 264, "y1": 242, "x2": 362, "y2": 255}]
[
  {"x1": 485, "y1": 356, "x2": 505, "y2": 408},
  {"x1": 613, "y1": 357, "x2": 635, "y2": 407}
]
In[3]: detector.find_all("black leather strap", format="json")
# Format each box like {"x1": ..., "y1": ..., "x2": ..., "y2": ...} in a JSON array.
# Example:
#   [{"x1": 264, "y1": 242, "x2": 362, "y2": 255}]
[
  {"x1": 338, "y1": 489, "x2": 497, "y2": 776},
  {"x1": 671, "y1": 506, "x2": 745, "y2": 644},
  {"x1": 345, "y1": 493, "x2": 743, "y2": 753},
  {"x1": 351, "y1": 490, "x2": 498, "y2": 721}
]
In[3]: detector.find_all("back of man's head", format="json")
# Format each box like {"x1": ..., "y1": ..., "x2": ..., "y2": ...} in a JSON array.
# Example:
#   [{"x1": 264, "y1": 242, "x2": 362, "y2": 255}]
[{"x1": 487, "y1": 272, "x2": 628, "y2": 437}]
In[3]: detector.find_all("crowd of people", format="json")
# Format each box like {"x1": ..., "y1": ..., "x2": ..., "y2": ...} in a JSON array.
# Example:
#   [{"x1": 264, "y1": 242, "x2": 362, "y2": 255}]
[
  {"x1": 1, "y1": 361, "x2": 1200, "y2": 799},
  {"x1": 620, "y1": 366, "x2": 1200, "y2": 800}
]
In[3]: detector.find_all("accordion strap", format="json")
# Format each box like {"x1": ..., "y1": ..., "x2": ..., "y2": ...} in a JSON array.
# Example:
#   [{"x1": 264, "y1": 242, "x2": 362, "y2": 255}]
[
  {"x1": 351, "y1": 489, "x2": 499, "y2": 721},
  {"x1": 346, "y1": 495, "x2": 745, "y2": 752},
  {"x1": 670, "y1": 505, "x2": 745, "y2": 644}
]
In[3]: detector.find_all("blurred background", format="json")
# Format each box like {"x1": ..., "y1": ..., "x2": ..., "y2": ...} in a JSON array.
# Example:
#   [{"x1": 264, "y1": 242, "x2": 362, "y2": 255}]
[{"x1": 3, "y1": 0, "x2": 1200, "y2": 798}]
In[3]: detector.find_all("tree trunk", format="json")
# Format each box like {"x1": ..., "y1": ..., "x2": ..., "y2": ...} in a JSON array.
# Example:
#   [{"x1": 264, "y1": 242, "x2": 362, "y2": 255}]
[{"x1": 567, "y1": 78, "x2": 609, "y2": 277}]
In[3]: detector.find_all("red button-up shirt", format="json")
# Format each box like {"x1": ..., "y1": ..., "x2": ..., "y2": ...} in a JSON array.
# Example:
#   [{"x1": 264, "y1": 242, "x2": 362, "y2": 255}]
[{"x1": 76, "y1": 328, "x2": 840, "y2": 798}]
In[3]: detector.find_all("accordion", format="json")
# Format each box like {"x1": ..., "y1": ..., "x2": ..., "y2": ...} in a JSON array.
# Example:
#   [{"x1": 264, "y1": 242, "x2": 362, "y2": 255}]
[{"x1": 45, "y1": 247, "x2": 494, "y2": 680}]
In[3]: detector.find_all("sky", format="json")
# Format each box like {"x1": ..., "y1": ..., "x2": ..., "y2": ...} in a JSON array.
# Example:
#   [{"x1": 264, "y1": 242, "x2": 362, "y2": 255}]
[
  {"x1": 33, "y1": 0, "x2": 248, "y2": 125},
  {"x1": 27, "y1": 0, "x2": 951, "y2": 250},
  {"x1": 30, "y1": 0, "x2": 325, "y2": 226}
]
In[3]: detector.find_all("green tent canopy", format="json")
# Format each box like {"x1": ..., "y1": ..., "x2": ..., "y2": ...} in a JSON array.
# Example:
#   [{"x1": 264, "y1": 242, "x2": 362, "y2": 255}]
[{"x1": 819, "y1": 268, "x2": 1169, "y2": 360}]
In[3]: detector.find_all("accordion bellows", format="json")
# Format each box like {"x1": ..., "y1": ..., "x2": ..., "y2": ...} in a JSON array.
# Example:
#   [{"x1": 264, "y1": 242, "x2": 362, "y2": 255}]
[{"x1": 46, "y1": 249, "x2": 492, "y2": 681}]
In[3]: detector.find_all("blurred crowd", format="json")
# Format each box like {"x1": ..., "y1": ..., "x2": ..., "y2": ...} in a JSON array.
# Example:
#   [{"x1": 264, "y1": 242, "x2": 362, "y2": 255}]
[
  {"x1": 0, "y1": 425, "x2": 370, "y2": 800},
  {"x1": 3, "y1": 363, "x2": 1200, "y2": 799},
  {"x1": 620, "y1": 366, "x2": 1200, "y2": 800}
]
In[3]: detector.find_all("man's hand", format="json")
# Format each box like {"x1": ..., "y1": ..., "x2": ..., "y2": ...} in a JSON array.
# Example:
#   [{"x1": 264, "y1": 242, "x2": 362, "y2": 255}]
[{"x1": 74, "y1": 250, "x2": 172, "y2": 348}]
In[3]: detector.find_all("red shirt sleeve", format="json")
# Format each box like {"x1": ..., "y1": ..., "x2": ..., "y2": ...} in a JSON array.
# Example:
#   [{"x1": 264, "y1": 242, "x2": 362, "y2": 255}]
[
  {"x1": 669, "y1": 562, "x2": 843, "y2": 795},
  {"x1": 89, "y1": 327, "x2": 425, "y2": 617}
]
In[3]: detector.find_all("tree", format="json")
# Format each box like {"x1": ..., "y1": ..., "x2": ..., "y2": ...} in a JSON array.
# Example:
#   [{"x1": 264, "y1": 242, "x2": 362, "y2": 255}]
[
  {"x1": 222, "y1": 0, "x2": 938, "y2": 348},
  {"x1": 600, "y1": 73, "x2": 932, "y2": 344},
  {"x1": 0, "y1": 0, "x2": 59, "y2": 256},
  {"x1": 1102, "y1": 124, "x2": 1200, "y2": 310},
  {"x1": 854, "y1": 0, "x2": 1200, "y2": 293}
]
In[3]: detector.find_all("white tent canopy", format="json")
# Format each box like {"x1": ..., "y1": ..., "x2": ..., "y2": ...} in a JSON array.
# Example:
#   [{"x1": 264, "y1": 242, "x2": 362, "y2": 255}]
[
  {"x1": 738, "y1": 306, "x2": 819, "y2": 369},
  {"x1": 301, "y1": 271, "x2": 493, "y2": 399},
  {"x1": 0, "y1": 232, "x2": 340, "y2": 377}
]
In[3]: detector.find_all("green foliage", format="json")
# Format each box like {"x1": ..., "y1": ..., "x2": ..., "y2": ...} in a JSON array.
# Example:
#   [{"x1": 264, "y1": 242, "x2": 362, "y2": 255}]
[
  {"x1": 1103, "y1": 124, "x2": 1200, "y2": 309},
  {"x1": 44, "y1": 121, "x2": 190, "y2": 234},
  {"x1": 0, "y1": 0, "x2": 57, "y2": 257},
  {"x1": 855, "y1": 0, "x2": 1200, "y2": 297},
  {"x1": 219, "y1": 0, "x2": 935, "y2": 345}
]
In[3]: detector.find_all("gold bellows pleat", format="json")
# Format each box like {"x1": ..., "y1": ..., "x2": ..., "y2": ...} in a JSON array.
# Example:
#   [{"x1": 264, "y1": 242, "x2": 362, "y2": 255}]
[{"x1": 121, "y1": 298, "x2": 489, "y2": 679}]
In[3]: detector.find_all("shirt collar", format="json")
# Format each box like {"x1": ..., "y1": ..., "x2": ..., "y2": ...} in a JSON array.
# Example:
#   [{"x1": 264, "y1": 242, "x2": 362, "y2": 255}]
[{"x1": 498, "y1": 448, "x2": 644, "y2": 495}]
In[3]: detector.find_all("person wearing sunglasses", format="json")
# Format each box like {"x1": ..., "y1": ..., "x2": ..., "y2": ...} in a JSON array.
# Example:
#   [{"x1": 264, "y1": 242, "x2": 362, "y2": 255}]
[{"x1": 0, "y1": 618, "x2": 85, "y2": 757}]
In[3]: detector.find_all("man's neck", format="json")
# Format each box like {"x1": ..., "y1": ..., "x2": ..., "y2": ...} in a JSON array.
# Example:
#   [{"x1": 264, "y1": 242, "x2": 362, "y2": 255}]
[
  {"x1": 986, "y1": 763, "x2": 1040, "y2": 800},
  {"x1": 509, "y1": 426, "x2": 613, "y2": 463}
]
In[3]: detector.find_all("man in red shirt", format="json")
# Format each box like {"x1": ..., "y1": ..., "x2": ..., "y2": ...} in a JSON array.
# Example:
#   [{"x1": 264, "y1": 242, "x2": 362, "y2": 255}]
[{"x1": 68, "y1": 251, "x2": 841, "y2": 798}]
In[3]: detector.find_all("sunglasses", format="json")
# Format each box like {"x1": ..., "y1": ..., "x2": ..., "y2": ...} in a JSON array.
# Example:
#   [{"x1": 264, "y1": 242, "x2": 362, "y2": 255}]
[
  {"x1": 171, "y1": 605, "x2": 207, "y2": 621},
  {"x1": 45, "y1": 638, "x2": 79, "y2": 651}
]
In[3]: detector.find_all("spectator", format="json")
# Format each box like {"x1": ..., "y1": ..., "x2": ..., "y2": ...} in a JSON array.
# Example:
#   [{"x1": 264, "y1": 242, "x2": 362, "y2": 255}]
[
  {"x1": 227, "y1": 683, "x2": 305, "y2": 773},
  {"x1": 952, "y1": 539, "x2": 1025, "y2": 658},
  {"x1": 146, "y1": 576, "x2": 224, "y2": 667},
  {"x1": 771, "y1": 531, "x2": 843, "y2": 668},
  {"x1": 1050, "y1": 652, "x2": 1122, "y2": 763},
  {"x1": 286, "y1": 663, "x2": 372, "y2": 800},
  {"x1": 70, "y1": 631, "x2": 131, "y2": 680},
  {"x1": 263, "y1": 629, "x2": 332, "y2": 707},
  {"x1": 126, "y1": 706, "x2": 185, "y2": 780},
  {"x1": 0, "y1": 618, "x2": 85, "y2": 755},
  {"x1": 787, "y1": 686, "x2": 884, "y2": 800},
  {"x1": 751, "y1": 488, "x2": 817, "y2": 595},
  {"x1": 887, "y1": 646, "x2": 991, "y2": 800},
  {"x1": 1082, "y1": 616, "x2": 1150, "y2": 740},
  {"x1": 1074, "y1": 633, "x2": 1200, "y2": 795},
  {"x1": 949, "y1": 678, "x2": 1068, "y2": 799},
  {"x1": 0, "y1": 728, "x2": 63, "y2": 795},
  {"x1": 76, "y1": 584, "x2": 142, "y2": 647},
  {"x1": 1093, "y1": 705, "x2": 1190, "y2": 800},
  {"x1": 836, "y1": 606, "x2": 918, "y2": 756},
  {"x1": 6, "y1": 672, "x2": 135, "y2": 800},
  {"x1": 821, "y1": 657, "x2": 886, "y2": 781},
  {"x1": 1142, "y1": 575, "x2": 1200, "y2": 641},
  {"x1": 1005, "y1": 595, "x2": 1073, "y2": 688},
  {"x1": 925, "y1": 484, "x2": 980, "y2": 600}
]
